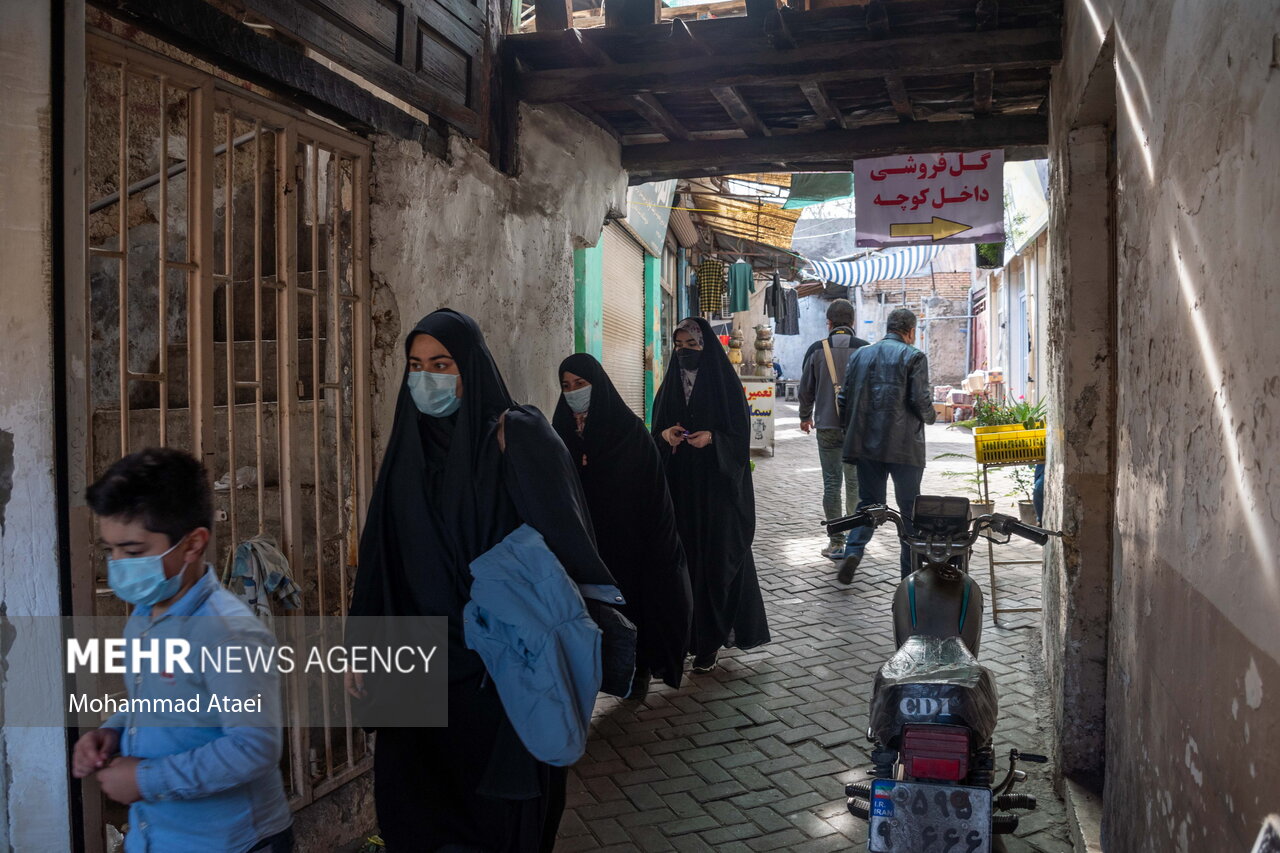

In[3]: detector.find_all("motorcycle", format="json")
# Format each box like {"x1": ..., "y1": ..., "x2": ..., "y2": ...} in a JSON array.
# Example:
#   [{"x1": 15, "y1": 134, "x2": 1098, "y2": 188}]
[{"x1": 824, "y1": 495, "x2": 1060, "y2": 853}]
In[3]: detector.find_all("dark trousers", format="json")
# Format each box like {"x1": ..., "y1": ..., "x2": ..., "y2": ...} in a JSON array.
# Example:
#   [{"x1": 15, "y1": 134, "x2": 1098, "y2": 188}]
[
  {"x1": 246, "y1": 827, "x2": 293, "y2": 853},
  {"x1": 374, "y1": 722, "x2": 566, "y2": 853},
  {"x1": 844, "y1": 459, "x2": 924, "y2": 578}
]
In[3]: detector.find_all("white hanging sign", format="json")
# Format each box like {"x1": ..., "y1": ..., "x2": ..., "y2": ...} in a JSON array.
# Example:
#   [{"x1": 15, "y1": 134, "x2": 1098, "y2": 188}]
[{"x1": 854, "y1": 150, "x2": 1005, "y2": 248}]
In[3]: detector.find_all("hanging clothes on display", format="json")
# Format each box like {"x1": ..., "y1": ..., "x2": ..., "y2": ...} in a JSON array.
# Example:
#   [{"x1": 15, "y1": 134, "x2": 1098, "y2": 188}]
[
  {"x1": 764, "y1": 272, "x2": 785, "y2": 319},
  {"x1": 696, "y1": 257, "x2": 727, "y2": 316},
  {"x1": 727, "y1": 261, "x2": 754, "y2": 314},
  {"x1": 781, "y1": 287, "x2": 801, "y2": 335},
  {"x1": 766, "y1": 273, "x2": 801, "y2": 336},
  {"x1": 651, "y1": 318, "x2": 770, "y2": 668}
]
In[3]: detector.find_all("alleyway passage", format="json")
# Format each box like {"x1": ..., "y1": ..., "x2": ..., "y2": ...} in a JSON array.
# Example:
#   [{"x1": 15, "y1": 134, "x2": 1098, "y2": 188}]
[{"x1": 557, "y1": 404, "x2": 1072, "y2": 853}]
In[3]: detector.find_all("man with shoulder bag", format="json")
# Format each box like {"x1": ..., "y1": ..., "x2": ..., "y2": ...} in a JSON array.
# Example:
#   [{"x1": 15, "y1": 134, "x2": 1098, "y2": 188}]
[{"x1": 798, "y1": 299, "x2": 870, "y2": 563}]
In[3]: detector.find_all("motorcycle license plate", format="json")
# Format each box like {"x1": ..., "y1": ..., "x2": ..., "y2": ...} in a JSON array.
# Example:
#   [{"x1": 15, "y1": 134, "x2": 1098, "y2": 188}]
[{"x1": 868, "y1": 779, "x2": 993, "y2": 853}]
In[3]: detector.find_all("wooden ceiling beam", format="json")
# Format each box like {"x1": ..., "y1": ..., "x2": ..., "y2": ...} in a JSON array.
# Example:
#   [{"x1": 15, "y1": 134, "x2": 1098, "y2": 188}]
[
  {"x1": 866, "y1": 0, "x2": 890, "y2": 38},
  {"x1": 572, "y1": 103, "x2": 622, "y2": 142},
  {"x1": 800, "y1": 81, "x2": 847, "y2": 130},
  {"x1": 975, "y1": 0, "x2": 999, "y2": 30},
  {"x1": 519, "y1": 27, "x2": 1061, "y2": 104},
  {"x1": 570, "y1": 28, "x2": 616, "y2": 66},
  {"x1": 512, "y1": 0, "x2": 1058, "y2": 52},
  {"x1": 972, "y1": 0, "x2": 998, "y2": 115},
  {"x1": 672, "y1": 19, "x2": 771, "y2": 139},
  {"x1": 568, "y1": 28, "x2": 688, "y2": 141},
  {"x1": 630, "y1": 95, "x2": 693, "y2": 140},
  {"x1": 974, "y1": 69, "x2": 994, "y2": 115},
  {"x1": 712, "y1": 87, "x2": 772, "y2": 137},
  {"x1": 605, "y1": 0, "x2": 661, "y2": 28},
  {"x1": 623, "y1": 114, "x2": 1047, "y2": 182},
  {"x1": 568, "y1": 0, "x2": 747, "y2": 29},
  {"x1": 860, "y1": 0, "x2": 917, "y2": 125},
  {"x1": 534, "y1": 0, "x2": 573, "y2": 31},
  {"x1": 885, "y1": 74, "x2": 915, "y2": 122}
]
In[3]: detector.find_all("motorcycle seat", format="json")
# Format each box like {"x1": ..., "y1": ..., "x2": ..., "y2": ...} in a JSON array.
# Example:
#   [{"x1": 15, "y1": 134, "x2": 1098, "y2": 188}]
[{"x1": 869, "y1": 635, "x2": 999, "y2": 746}]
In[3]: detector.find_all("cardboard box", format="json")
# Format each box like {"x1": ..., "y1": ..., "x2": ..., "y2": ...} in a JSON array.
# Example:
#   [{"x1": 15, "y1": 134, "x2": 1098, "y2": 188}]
[{"x1": 933, "y1": 402, "x2": 955, "y2": 423}]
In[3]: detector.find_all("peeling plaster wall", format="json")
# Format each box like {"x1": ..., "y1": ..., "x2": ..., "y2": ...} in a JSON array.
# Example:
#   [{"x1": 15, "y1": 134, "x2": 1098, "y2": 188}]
[
  {"x1": 1043, "y1": 121, "x2": 1114, "y2": 791},
  {"x1": 0, "y1": 0, "x2": 72, "y2": 849},
  {"x1": 367, "y1": 104, "x2": 626, "y2": 450},
  {"x1": 1050, "y1": 1, "x2": 1280, "y2": 849}
]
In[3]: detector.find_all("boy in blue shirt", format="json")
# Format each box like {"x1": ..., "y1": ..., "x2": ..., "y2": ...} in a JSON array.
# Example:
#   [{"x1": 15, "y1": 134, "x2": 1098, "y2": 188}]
[{"x1": 72, "y1": 448, "x2": 293, "y2": 852}]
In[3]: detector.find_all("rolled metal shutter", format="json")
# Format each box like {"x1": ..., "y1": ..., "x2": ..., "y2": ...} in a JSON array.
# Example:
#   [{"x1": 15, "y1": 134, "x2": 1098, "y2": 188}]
[{"x1": 601, "y1": 223, "x2": 646, "y2": 414}]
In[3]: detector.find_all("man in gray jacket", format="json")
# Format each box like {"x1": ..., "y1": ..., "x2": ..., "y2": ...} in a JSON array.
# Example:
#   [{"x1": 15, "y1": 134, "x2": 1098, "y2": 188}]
[
  {"x1": 836, "y1": 307, "x2": 937, "y2": 583},
  {"x1": 799, "y1": 299, "x2": 869, "y2": 558}
]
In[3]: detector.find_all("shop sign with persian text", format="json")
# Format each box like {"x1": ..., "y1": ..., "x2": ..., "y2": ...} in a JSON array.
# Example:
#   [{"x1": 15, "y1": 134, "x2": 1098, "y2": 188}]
[{"x1": 854, "y1": 150, "x2": 1004, "y2": 248}]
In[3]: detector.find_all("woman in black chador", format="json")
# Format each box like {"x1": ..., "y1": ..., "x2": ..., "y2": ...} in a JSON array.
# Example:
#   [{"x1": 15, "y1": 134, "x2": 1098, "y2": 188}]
[
  {"x1": 553, "y1": 353, "x2": 693, "y2": 699},
  {"x1": 650, "y1": 317, "x2": 769, "y2": 673},
  {"x1": 348, "y1": 310, "x2": 619, "y2": 852}
]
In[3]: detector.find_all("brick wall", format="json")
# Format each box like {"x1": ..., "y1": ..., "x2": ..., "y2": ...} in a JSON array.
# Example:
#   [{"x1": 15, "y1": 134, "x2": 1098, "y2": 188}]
[{"x1": 864, "y1": 270, "x2": 972, "y2": 302}]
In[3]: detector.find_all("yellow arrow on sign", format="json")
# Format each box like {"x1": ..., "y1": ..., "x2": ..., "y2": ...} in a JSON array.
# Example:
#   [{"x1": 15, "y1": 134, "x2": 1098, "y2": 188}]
[{"x1": 889, "y1": 217, "x2": 972, "y2": 241}]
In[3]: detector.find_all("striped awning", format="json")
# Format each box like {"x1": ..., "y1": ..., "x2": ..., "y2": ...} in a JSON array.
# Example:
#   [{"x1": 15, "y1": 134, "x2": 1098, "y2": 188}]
[{"x1": 803, "y1": 245, "x2": 944, "y2": 287}]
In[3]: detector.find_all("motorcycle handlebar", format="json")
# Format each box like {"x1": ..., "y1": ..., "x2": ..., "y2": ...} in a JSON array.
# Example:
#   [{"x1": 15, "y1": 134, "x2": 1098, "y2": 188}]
[
  {"x1": 824, "y1": 507, "x2": 1062, "y2": 547},
  {"x1": 1006, "y1": 519, "x2": 1051, "y2": 546},
  {"x1": 989, "y1": 513, "x2": 1058, "y2": 546},
  {"x1": 823, "y1": 511, "x2": 875, "y2": 536}
]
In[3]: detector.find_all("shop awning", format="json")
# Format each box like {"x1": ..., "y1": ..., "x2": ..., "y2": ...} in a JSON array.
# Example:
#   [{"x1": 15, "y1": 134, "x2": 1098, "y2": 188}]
[{"x1": 803, "y1": 245, "x2": 943, "y2": 287}]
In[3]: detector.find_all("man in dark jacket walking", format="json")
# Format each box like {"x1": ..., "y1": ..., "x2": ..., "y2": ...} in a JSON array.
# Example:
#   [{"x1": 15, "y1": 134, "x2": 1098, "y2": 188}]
[
  {"x1": 836, "y1": 307, "x2": 936, "y2": 583},
  {"x1": 798, "y1": 299, "x2": 869, "y2": 559}
]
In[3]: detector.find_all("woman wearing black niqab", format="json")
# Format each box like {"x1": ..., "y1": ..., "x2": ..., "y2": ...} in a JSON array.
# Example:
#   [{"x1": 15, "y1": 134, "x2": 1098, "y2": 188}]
[
  {"x1": 553, "y1": 353, "x2": 693, "y2": 698},
  {"x1": 651, "y1": 317, "x2": 770, "y2": 672},
  {"x1": 349, "y1": 310, "x2": 619, "y2": 852}
]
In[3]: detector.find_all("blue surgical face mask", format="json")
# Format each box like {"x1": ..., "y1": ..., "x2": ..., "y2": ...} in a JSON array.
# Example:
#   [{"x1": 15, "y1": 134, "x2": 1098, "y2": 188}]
[
  {"x1": 563, "y1": 385, "x2": 592, "y2": 414},
  {"x1": 107, "y1": 537, "x2": 189, "y2": 606},
  {"x1": 407, "y1": 370, "x2": 462, "y2": 417}
]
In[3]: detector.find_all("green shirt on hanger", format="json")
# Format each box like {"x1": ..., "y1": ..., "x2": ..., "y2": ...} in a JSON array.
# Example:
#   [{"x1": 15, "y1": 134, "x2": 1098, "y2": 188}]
[{"x1": 727, "y1": 262, "x2": 754, "y2": 314}]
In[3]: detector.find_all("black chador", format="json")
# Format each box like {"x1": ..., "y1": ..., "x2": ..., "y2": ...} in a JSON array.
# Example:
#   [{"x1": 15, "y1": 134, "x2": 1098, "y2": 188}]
[
  {"x1": 650, "y1": 317, "x2": 770, "y2": 665},
  {"x1": 552, "y1": 353, "x2": 693, "y2": 691},
  {"x1": 349, "y1": 310, "x2": 617, "y2": 853}
]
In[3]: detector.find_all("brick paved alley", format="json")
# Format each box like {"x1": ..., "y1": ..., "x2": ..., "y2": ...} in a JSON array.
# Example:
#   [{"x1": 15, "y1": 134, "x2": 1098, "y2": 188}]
[{"x1": 557, "y1": 402, "x2": 1073, "y2": 853}]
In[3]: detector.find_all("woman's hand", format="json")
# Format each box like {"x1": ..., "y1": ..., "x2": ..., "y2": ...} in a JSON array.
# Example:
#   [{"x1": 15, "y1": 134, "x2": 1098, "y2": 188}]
[
  {"x1": 686, "y1": 431, "x2": 713, "y2": 449},
  {"x1": 661, "y1": 424, "x2": 687, "y2": 448}
]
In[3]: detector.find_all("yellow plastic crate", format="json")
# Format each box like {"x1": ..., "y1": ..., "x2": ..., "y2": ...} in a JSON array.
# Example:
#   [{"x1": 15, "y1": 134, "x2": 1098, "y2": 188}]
[{"x1": 973, "y1": 424, "x2": 1046, "y2": 464}]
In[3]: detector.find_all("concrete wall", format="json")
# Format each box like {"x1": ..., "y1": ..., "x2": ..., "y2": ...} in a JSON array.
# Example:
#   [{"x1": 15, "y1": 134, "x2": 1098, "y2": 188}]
[
  {"x1": 0, "y1": 0, "x2": 73, "y2": 849},
  {"x1": 367, "y1": 103, "x2": 626, "y2": 447},
  {"x1": 771, "y1": 296, "x2": 829, "y2": 379},
  {"x1": 1043, "y1": 120, "x2": 1115, "y2": 794},
  {"x1": 1048, "y1": 1, "x2": 1280, "y2": 849}
]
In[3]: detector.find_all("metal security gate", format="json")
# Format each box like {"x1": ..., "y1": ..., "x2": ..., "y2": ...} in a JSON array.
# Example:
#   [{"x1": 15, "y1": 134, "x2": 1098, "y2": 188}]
[
  {"x1": 70, "y1": 31, "x2": 373, "y2": 849},
  {"x1": 601, "y1": 222, "x2": 646, "y2": 414}
]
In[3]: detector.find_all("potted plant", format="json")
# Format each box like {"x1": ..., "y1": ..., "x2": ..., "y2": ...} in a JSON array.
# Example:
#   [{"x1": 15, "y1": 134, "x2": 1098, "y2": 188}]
[
  {"x1": 975, "y1": 192, "x2": 1028, "y2": 271},
  {"x1": 954, "y1": 396, "x2": 1015, "y2": 430},
  {"x1": 934, "y1": 451, "x2": 994, "y2": 519},
  {"x1": 975, "y1": 242, "x2": 1003, "y2": 269},
  {"x1": 1007, "y1": 465, "x2": 1039, "y2": 525},
  {"x1": 1008, "y1": 397, "x2": 1047, "y2": 430}
]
